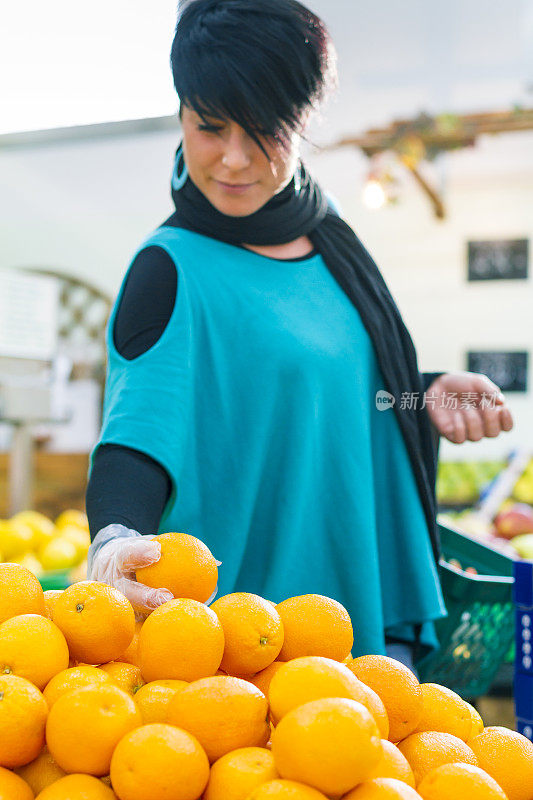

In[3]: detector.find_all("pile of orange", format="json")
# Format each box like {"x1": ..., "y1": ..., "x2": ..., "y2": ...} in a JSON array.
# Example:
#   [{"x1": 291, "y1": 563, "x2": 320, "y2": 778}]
[{"x1": 0, "y1": 531, "x2": 532, "y2": 800}]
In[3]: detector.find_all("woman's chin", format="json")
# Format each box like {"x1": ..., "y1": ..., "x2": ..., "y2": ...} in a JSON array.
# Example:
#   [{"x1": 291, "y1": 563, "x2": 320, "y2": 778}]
[{"x1": 209, "y1": 196, "x2": 263, "y2": 217}]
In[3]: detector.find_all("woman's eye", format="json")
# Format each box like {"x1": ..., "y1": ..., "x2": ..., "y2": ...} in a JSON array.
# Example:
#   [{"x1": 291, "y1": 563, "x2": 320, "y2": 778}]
[{"x1": 198, "y1": 124, "x2": 223, "y2": 134}]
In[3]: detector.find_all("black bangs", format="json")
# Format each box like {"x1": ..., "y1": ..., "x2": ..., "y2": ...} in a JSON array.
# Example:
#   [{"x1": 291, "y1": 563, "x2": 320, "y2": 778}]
[{"x1": 170, "y1": 0, "x2": 338, "y2": 158}]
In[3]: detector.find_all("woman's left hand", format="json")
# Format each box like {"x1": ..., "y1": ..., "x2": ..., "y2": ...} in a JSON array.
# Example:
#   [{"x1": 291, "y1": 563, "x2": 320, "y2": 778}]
[{"x1": 424, "y1": 371, "x2": 514, "y2": 444}]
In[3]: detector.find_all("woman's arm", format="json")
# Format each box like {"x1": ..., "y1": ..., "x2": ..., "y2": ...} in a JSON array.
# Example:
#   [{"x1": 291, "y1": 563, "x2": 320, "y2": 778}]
[{"x1": 86, "y1": 443, "x2": 172, "y2": 540}]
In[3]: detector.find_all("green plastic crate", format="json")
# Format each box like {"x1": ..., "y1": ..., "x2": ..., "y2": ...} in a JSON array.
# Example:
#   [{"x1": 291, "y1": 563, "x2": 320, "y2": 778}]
[
  {"x1": 416, "y1": 521, "x2": 515, "y2": 699},
  {"x1": 39, "y1": 570, "x2": 72, "y2": 591}
]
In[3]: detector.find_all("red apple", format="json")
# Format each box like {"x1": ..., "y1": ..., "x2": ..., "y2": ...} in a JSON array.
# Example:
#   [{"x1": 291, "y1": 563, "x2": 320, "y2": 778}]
[{"x1": 494, "y1": 503, "x2": 533, "y2": 539}]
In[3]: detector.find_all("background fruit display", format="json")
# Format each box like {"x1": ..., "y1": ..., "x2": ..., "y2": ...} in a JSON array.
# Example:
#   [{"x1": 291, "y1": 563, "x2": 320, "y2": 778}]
[
  {"x1": 0, "y1": 509, "x2": 90, "y2": 582},
  {"x1": 437, "y1": 454, "x2": 533, "y2": 563},
  {"x1": 1, "y1": 532, "x2": 532, "y2": 800}
]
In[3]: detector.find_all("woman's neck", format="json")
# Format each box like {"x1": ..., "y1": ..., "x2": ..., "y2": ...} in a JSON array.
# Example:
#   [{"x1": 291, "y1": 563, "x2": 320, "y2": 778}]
[{"x1": 241, "y1": 235, "x2": 314, "y2": 259}]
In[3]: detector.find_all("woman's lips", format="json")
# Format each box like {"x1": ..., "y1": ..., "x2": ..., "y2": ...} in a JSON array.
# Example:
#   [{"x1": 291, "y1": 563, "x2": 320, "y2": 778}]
[{"x1": 215, "y1": 180, "x2": 256, "y2": 194}]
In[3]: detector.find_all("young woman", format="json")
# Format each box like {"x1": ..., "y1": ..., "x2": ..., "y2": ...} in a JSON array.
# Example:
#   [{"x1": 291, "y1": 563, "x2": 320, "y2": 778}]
[{"x1": 86, "y1": 0, "x2": 513, "y2": 668}]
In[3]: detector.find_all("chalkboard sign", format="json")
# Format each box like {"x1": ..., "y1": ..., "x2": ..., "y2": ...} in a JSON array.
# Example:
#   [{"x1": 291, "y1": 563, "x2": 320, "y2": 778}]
[
  {"x1": 467, "y1": 239, "x2": 528, "y2": 281},
  {"x1": 467, "y1": 351, "x2": 528, "y2": 393}
]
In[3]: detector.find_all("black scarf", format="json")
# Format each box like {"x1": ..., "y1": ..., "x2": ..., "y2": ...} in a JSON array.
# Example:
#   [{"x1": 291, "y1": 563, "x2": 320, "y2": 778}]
[{"x1": 168, "y1": 141, "x2": 440, "y2": 563}]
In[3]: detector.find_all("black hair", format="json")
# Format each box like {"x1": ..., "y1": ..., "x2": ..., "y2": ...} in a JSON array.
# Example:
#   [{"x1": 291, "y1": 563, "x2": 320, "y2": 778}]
[{"x1": 170, "y1": 0, "x2": 338, "y2": 159}]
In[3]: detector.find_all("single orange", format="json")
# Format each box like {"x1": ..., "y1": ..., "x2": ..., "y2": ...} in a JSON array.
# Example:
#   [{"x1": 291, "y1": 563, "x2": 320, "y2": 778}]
[
  {"x1": 43, "y1": 665, "x2": 112, "y2": 708},
  {"x1": 210, "y1": 593, "x2": 284, "y2": 676},
  {"x1": 0, "y1": 674, "x2": 48, "y2": 768},
  {"x1": 52, "y1": 581, "x2": 135, "y2": 665},
  {"x1": 397, "y1": 731, "x2": 478, "y2": 786},
  {"x1": 167, "y1": 676, "x2": 270, "y2": 762},
  {"x1": 249, "y1": 662, "x2": 284, "y2": 696},
  {"x1": 268, "y1": 656, "x2": 389, "y2": 737},
  {"x1": 342, "y1": 777, "x2": 423, "y2": 798},
  {"x1": 99, "y1": 662, "x2": 145, "y2": 696},
  {"x1": 365, "y1": 739, "x2": 416, "y2": 786},
  {"x1": 34, "y1": 773, "x2": 117, "y2": 798},
  {"x1": 110, "y1": 722, "x2": 209, "y2": 800},
  {"x1": 0, "y1": 614, "x2": 69, "y2": 690},
  {"x1": 468, "y1": 726, "x2": 533, "y2": 800},
  {"x1": 346, "y1": 655, "x2": 423, "y2": 742},
  {"x1": 46, "y1": 683, "x2": 142, "y2": 776},
  {"x1": 417, "y1": 762, "x2": 508, "y2": 799},
  {"x1": 43, "y1": 591, "x2": 63, "y2": 621},
  {"x1": 203, "y1": 746, "x2": 278, "y2": 800},
  {"x1": 411, "y1": 683, "x2": 472, "y2": 741},
  {"x1": 134, "y1": 679, "x2": 188, "y2": 723},
  {"x1": 117, "y1": 620, "x2": 143, "y2": 668},
  {"x1": 245, "y1": 779, "x2": 328, "y2": 799},
  {"x1": 138, "y1": 598, "x2": 224, "y2": 682},
  {"x1": 15, "y1": 748, "x2": 66, "y2": 795},
  {"x1": 271, "y1": 697, "x2": 382, "y2": 796},
  {"x1": 275, "y1": 595, "x2": 353, "y2": 662},
  {"x1": 0, "y1": 563, "x2": 45, "y2": 623},
  {"x1": 135, "y1": 531, "x2": 218, "y2": 603}
]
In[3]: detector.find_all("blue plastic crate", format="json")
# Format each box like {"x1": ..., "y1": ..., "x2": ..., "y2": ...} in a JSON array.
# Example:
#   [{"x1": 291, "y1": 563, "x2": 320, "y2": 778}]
[{"x1": 514, "y1": 559, "x2": 533, "y2": 741}]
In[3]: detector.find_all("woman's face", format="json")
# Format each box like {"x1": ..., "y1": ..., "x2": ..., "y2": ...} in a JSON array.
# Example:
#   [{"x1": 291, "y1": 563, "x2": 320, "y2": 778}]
[{"x1": 180, "y1": 104, "x2": 304, "y2": 217}]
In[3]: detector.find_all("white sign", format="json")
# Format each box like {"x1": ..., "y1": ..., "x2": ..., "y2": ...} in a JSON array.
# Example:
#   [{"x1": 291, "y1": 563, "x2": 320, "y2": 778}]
[{"x1": 0, "y1": 270, "x2": 59, "y2": 360}]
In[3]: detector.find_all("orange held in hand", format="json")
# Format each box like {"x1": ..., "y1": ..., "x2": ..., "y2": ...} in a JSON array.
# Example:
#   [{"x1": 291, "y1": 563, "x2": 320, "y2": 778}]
[
  {"x1": 167, "y1": 675, "x2": 270, "y2": 762},
  {"x1": 275, "y1": 595, "x2": 353, "y2": 662},
  {"x1": 135, "y1": 531, "x2": 219, "y2": 603},
  {"x1": 52, "y1": 581, "x2": 135, "y2": 665},
  {"x1": 210, "y1": 592, "x2": 284, "y2": 676}
]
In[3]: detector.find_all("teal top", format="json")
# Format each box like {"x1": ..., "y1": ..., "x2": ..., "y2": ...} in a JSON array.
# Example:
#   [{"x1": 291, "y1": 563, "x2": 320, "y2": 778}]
[{"x1": 90, "y1": 225, "x2": 447, "y2": 657}]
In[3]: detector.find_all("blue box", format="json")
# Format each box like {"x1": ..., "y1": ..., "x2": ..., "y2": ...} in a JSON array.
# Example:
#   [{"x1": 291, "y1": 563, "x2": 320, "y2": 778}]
[
  {"x1": 514, "y1": 560, "x2": 533, "y2": 608},
  {"x1": 517, "y1": 718, "x2": 533, "y2": 741},
  {"x1": 515, "y1": 671, "x2": 533, "y2": 718}
]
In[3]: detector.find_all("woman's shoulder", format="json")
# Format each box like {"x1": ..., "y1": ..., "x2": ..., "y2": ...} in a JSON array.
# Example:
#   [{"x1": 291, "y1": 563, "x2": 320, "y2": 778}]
[{"x1": 113, "y1": 244, "x2": 178, "y2": 360}]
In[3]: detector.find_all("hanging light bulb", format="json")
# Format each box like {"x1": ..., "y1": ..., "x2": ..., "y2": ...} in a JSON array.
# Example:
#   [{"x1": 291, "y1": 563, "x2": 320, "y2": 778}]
[
  {"x1": 362, "y1": 153, "x2": 400, "y2": 210},
  {"x1": 362, "y1": 178, "x2": 387, "y2": 209}
]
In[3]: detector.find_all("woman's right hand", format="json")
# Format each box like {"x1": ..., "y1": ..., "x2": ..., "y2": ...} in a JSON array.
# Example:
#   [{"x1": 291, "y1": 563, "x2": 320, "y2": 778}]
[{"x1": 87, "y1": 524, "x2": 173, "y2": 616}]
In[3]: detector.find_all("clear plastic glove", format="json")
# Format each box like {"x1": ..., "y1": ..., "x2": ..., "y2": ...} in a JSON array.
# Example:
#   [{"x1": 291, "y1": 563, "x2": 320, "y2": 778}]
[{"x1": 87, "y1": 523, "x2": 173, "y2": 617}]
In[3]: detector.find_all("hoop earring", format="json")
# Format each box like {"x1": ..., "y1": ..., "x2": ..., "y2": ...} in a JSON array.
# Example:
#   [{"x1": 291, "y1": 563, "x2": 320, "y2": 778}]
[
  {"x1": 294, "y1": 167, "x2": 301, "y2": 193},
  {"x1": 172, "y1": 149, "x2": 188, "y2": 191}
]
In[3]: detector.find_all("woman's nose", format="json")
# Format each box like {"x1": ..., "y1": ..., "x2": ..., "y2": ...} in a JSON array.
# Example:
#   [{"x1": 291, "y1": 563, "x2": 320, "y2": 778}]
[{"x1": 221, "y1": 129, "x2": 252, "y2": 170}]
